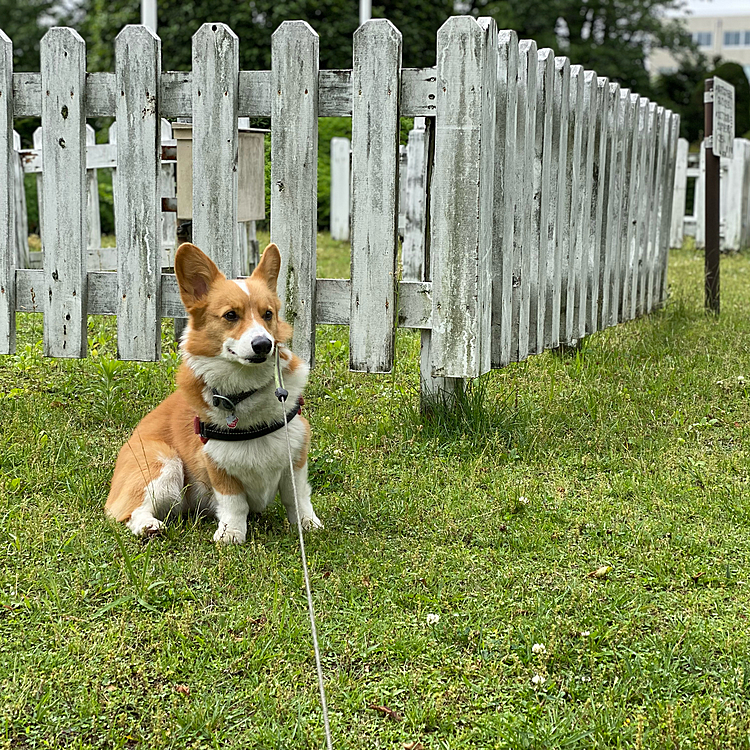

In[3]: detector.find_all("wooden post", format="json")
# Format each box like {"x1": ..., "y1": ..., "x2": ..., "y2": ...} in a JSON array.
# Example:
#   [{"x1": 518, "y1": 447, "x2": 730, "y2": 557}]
[
  {"x1": 613, "y1": 91, "x2": 636, "y2": 324},
  {"x1": 115, "y1": 25, "x2": 162, "y2": 361},
  {"x1": 13, "y1": 131, "x2": 29, "y2": 269},
  {"x1": 41, "y1": 28, "x2": 87, "y2": 358},
  {"x1": 530, "y1": 47, "x2": 553, "y2": 355},
  {"x1": 271, "y1": 22, "x2": 319, "y2": 366},
  {"x1": 670, "y1": 137, "x2": 689, "y2": 249},
  {"x1": 657, "y1": 112, "x2": 680, "y2": 306},
  {"x1": 0, "y1": 30, "x2": 14, "y2": 354},
  {"x1": 349, "y1": 19, "x2": 402, "y2": 373},
  {"x1": 490, "y1": 30, "x2": 518, "y2": 368},
  {"x1": 704, "y1": 78, "x2": 720, "y2": 313},
  {"x1": 85, "y1": 124, "x2": 101, "y2": 253},
  {"x1": 402, "y1": 118, "x2": 429, "y2": 281},
  {"x1": 329, "y1": 137, "x2": 350, "y2": 241},
  {"x1": 547, "y1": 56, "x2": 569, "y2": 349},
  {"x1": 160, "y1": 118, "x2": 176, "y2": 263},
  {"x1": 598, "y1": 82, "x2": 621, "y2": 330},
  {"x1": 430, "y1": 16, "x2": 496, "y2": 380},
  {"x1": 696, "y1": 142, "x2": 706, "y2": 249},
  {"x1": 511, "y1": 39, "x2": 536, "y2": 361},
  {"x1": 192, "y1": 24, "x2": 239, "y2": 278},
  {"x1": 560, "y1": 65, "x2": 584, "y2": 344}
]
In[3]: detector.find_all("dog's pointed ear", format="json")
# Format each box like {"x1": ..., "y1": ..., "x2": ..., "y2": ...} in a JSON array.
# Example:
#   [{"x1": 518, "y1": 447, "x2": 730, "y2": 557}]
[
  {"x1": 175, "y1": 243, "x2": 223, "y2": 310},
  {"x1": 251, "y1": 243, "x2": 281, "y2": 292}
]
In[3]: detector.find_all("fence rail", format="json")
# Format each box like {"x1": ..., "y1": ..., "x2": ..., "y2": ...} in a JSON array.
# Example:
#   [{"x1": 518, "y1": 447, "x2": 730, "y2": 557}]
[{"x1": 0, "y1": 19, "x2": 679, "y2": 393}]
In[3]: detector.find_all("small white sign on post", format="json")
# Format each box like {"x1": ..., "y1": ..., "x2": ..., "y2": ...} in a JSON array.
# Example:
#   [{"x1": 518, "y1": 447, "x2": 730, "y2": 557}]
[{"x1": 713, "y1": 76, "x2": 735, "y2": 159}]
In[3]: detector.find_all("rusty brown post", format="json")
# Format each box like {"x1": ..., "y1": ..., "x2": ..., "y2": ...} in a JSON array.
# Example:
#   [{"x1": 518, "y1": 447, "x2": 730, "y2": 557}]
[{"x1": 704, "y1": 78, "x2": 720, "y2": 313}]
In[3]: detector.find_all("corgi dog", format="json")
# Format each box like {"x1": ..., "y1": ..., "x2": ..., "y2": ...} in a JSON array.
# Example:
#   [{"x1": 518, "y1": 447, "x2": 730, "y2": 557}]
[{"x1": 105, "y1": 242, "x2": 322, "y2": 544}]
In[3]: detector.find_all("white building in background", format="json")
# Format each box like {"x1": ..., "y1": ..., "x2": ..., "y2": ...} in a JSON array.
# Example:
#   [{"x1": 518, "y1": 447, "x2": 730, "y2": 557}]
[{"x1": 649, "y1": 13, "x2": 750, "y2": 81}]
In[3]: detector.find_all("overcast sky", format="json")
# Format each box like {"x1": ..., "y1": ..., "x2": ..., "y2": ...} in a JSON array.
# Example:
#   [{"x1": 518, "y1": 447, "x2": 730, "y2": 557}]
[{"x1": 681, "y1": 0, "x2": 750, "y2": 16}]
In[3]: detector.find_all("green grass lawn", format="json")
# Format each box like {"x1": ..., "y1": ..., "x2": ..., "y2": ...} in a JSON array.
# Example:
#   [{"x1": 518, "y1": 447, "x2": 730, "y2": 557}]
[{"x1": 2, "y1": 241, "x2": 750, "y2": 749}]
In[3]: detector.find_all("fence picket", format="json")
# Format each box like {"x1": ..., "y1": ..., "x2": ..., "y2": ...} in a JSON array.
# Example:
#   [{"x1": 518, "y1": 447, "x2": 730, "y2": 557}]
[
  {"x1": 115, "y1": 25, "x2": 162, "y2": 361},
  {"x1": 402, "y1": 119, "x2": 429, "y2": 281},
  {"x1": 330, "y1": 137, "x2": 350, "y2": 242},
  {"x1": 0, "y1": 31, "x2": 14, "y2": 354},
  {"x1": 646, "y1": 106, "x2": 666, "y2": 313},
  {"x1": 670, "y1": 137, "x2": 689, "y2": 250},
  {"x1": 585, "y1": 76, "x2": 608, "y2": 336},
  {"x1": 620, "y1": 95, "x2": 641, "y2": 321},
  {"x1": 511, "y1": 39, "x2": 536, "y2": 361},
  {"x1": 559, "y1": 66, "x2": 583, "y2": 343},
  {"x1": 430, "y1": 16, "x2": 496, "y2": 378},
  {"x1": 349, "y1": 20, "x2": 402, "y2": 373},
  {"x1": 599, "y1": 82, "x2": 621, "y2": 329},
  {"x1": 547, "y1": 57, "x2": 569, "y2": 349},
  {"x1": 658, "y1": 113, "x2": 680, "y2": 305},
  {"x1": 160, "y1": 118, "x2": 176, "y2": 262},
  {"x1": 41, "y1": 28, "x2": 87, "y2": 358},
  {"x1": 490, "y1": 30, "x2": 518, "y2": 368},
  {"x1": 571, "y1": 70, "x2": 595, "y2": 341},
  {"x1": 13, "y1": 131, "x2": 28, "y2": 269},
  {"x1": 192, "y1": 24, "x2": 239, "y2": 278},
  {"x1": 271, "y1": 22, "x2": 319, "y2": 366},
  {"x1": 530, "y1": 47, "x2": 553, "y2": 355}
]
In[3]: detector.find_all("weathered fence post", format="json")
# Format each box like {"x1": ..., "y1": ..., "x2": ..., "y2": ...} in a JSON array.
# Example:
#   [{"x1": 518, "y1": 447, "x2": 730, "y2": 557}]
[
  {"x1": 330, "y1": 137, "x2": 350, "y2": 241},
  {"x1": 579, "y1": 72, "x2": 604, "y2": 338},
  {"x1": 530, "y1": 47, "x2": 553, "y2": 355},
  {"x1": 560, "y1": 65, "x2": 584, "y2": 343},
  {"x1": 646, "y1": 106, "x2": 666, "y2": 313},
  {"x1": 429, "y1": 16, "x2": 496, "y2": 385},
  {"x1": 670, "y1": 137, "x2": 689, "y2": 249},
  {"x1": 271, "y1": 22, "x2": 319, "y2": 366},
  {"x1": 85, "y1": 124, "x2": 101, "y2": 252},
  {"x1": 160, "y1": 118, "x2": 176, "y2": 263},
  {"x1": 0, "y1": 30, "x2": 14, "y2": 354},
  {"x1": 402, "y1": 118, "x2": 429, "y2": 281},
  {"x1": 598, "y1": 82, "x2": 621, "y2": 330},
  {"x1": 490, "y1": 30, "x2": 518, "y2": 368},
  {"x1": 657, "y1": 112, "x2": 680, "y2": 305},
  {"x1": 621, "y1": 95, "x2": 644, "y2": 322},
  {"x1": 547, "y1": 56, "x2": 569, "y2": 349},
  {"x1": 12, "y1": 131, "x2": 29, "y2": 269},
  {"x1": 585, "y1": 76, "x2": 608, "y2": 335},
  {"x1": 612, "y1": 91, "x2": 634, "y2": 324},
  {"x1": 512, "y1": 39, "x2": 536, "y2": 361},
  {"x1": 571, "y1": 71, "x2": 595, "y2": 341},
  {"x1": 192, "y1": 23, "x2": 239, "y2": 278},
  {"x1": 349, "y1": 19, "x2": 402, "y2": 373},
  {"x1": 41, "y1": 28, "x2": 87, "y2": 358},
  {"x1": 115, "y1": 25, "x2": 162, "y2": 361},
  {"x1": 725, "y1": 138, "x2": 747, "y2": 251},
  {"x1": 634, "y1": 102, "x2": 657, "y2": 317}
]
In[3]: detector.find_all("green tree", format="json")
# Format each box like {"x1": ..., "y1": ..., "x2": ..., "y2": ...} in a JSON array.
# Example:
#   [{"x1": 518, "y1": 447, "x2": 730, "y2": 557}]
[
  {"x1": 653, "y1": 53, "x2": 712, "y2": 143},
  {"x1": 465, "y1": 0, "x2": 695, "y2": 98}
]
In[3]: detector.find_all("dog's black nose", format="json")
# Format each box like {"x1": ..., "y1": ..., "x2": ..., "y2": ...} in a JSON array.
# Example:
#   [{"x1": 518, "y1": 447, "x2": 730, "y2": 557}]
[{"x1": 252, "y1": 337, "x2": 272, "y2": 355}]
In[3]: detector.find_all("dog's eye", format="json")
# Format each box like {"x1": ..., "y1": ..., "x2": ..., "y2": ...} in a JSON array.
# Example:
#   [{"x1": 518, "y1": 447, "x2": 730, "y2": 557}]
[
  {"x1": 223, "y1": 310, "x2": 239, "y2": 321},
  {"x1": 263, "y1": 310, "x2": 273, "y2": 321}
]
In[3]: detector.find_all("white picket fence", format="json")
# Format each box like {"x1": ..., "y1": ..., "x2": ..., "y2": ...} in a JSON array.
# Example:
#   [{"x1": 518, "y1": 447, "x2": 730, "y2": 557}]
[
  {"x1": 670, "y1": 137, "x2": 750, "y2": 251},
  {"x1": 0, "y1": 18, "x2": 679, "y2": 394}
]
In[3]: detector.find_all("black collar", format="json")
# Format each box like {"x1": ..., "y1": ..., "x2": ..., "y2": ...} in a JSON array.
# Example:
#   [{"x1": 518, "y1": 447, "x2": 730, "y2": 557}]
[
  {"x1": 193, "y1": 399, "x2": 302, "y2": 443},
  {"x1": 211, "y1": 387, "x2": 258, "y2": 411}
]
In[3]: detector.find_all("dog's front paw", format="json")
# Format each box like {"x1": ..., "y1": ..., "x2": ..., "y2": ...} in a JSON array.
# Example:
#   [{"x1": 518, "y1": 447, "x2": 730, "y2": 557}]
[
  {"x1": 287, "y1": 510, "x2": 324, "y2": 531},
  {"x1": 303, "y1": 513, "x2": 324, "y2": 531},
  {"x1": 213, "y1": 523, "x2": 247, "y2": 545}
]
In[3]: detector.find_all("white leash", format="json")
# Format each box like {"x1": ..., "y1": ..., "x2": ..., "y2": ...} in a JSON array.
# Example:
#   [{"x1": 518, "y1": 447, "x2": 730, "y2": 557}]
[{"x1": 275, "y1": 348, "x2": 334, "y2": 750}]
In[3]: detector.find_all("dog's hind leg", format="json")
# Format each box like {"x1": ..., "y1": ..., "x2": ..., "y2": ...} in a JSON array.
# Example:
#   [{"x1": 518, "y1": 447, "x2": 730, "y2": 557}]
[{"x1": 106, "y1": 442, "x2": 185, "y2": 537}]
